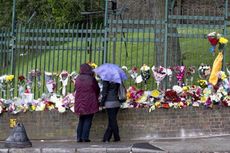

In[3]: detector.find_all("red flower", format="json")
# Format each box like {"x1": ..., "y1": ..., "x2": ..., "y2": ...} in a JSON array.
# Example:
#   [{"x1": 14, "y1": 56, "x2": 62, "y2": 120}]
[
  {"x1": 18, "y1": 75, "x2": 25, "y2": 82},
  {"x1": 162, "y1": 103, "x2": 170, "y2": 109},
  {"x1": 165, "y1": 90, "x2": 181, "y2": 102},
  {"x1": 132, "y1": 67, "x2": 138, "y2": 72}
]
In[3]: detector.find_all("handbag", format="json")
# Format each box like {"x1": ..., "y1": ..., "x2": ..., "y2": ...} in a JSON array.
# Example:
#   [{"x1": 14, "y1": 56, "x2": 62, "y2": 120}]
[{"x1": 118, "y1": 82, "x2": 127, "y2": 103}]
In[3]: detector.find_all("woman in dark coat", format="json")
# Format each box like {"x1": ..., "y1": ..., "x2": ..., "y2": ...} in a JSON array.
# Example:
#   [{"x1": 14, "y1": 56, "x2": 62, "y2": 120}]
[
  {"x1": 74, "y1": 63, "x2": 100, "y2": 142},
  {"x1": 101, "y1": 80, "x2": 121, "y2": 142}
]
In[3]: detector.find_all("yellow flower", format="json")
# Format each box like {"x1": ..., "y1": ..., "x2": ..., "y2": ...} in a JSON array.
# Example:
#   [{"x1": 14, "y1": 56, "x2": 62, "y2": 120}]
[
  {"x1": 219, "y1": 37, "x2": 228, "y2": 44},
  {"x1": 6, "y1": 75, "x2": 14, "y2": 82},
  {"x1": 88, "y1": 62, "x2": 97, "y2": 69},
  {"x1": 151, "y1": 89, "x2": 160, "y2": 98},
  {"x1": 197, "y1": 80, "x2": 207, "y2": 88},
  {"x1": 182, "y1": 86, "x2": 190, "y2": 92},
  {"x1": 155, "y1": 101, "x2": 161, "y2": 108},
  {"x1": 30, "y1": 105, "x2": 36, "y2": 111},
  {"x1": 220, "y1": 71, "x2": 227, "y2": 80},
  {"x1": 200, "y1": 96, "x2": 207, "y2": 103}
]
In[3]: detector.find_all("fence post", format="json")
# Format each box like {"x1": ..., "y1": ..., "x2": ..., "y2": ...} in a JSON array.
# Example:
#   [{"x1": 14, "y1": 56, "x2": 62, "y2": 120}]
[
  {"x1": 103, "y1": 0, "x2": 109, "y2": 64},
  {"x1": 164, "y1": 0, "x2": 168, "y2": 89},
  {"x1": 10, "y1": 0, "x2": 16, "y2": 74},
  {"x1": 223, "y1": 0, "x2": 228, "y2": 71}
]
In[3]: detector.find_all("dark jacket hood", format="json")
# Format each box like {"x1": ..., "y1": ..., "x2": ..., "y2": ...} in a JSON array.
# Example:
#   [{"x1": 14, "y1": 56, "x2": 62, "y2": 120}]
[{"x1": 79, "y1": 64, "x2": 93, "y2": 75}]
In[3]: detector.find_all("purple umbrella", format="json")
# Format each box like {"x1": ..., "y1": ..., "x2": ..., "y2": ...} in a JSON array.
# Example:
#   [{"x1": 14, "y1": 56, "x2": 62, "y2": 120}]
[{"x1": 93, "y1": 63, "x2": 127, "y2": 84}]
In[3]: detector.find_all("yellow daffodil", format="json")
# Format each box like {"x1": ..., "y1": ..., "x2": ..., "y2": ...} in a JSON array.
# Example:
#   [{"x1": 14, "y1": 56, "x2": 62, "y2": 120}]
[
  {"x1": 5, "y1": 75, "x2": 14, "y2": 82},
  {"x1": 219, "y1": 37, "x2": 228, "y2": 44}
]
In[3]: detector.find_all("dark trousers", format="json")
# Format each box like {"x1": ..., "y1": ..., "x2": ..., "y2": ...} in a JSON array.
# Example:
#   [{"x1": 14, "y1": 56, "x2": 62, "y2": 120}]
[
  {"x1": 76, "y1": 114, "x2": 94, "y2": 141},
  {"x1": 103, "y1": 107, "x2": 120, "y2": 141}
]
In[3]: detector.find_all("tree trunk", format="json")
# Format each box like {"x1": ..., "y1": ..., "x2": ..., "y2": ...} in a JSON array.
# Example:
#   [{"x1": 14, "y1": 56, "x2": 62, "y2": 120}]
[{"x1": 116, "y1": 0, "x2": 182, "y2": 88}]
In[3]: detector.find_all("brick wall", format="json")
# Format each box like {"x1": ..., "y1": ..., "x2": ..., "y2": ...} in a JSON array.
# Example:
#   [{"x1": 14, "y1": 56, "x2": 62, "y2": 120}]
[{"x1": 1, "y1": 106, "x2": 230, "y2": 141}]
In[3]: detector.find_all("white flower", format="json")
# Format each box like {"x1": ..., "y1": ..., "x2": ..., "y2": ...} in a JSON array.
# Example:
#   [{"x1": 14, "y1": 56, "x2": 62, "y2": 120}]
[
  {"x1": 210, "y1": 94, "x2": 220, "y2": 102},
  {"x1": 172, "y1": 85, "x2": 183, "y2": 93},
  {"x1": 192, "y1": 102, "x2": 200, "y2": 107},
  {"x1": 59, "y1": 71, "x2": 69, "y2": 96},
  {"x1": 121, "y1": 66, "x2": 128, "y2": 71},
  {"x1": 58, "y1": 106, "x2": 66, "y2": 113},
  {"x1": 166, "y1": 68, "x2": 172, "y2": 76},
  {"x1": 0, "y1": 75, "x2": 7, "y2": 83},
  {"x1": 0, "y1": 106, "x2": 2, "y2": 114}
]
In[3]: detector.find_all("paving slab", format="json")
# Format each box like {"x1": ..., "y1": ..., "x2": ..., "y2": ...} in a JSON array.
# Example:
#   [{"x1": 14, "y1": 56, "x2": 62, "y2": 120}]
[{"x1": 1, "y1": 135, "x2": 230, "y2": 153}]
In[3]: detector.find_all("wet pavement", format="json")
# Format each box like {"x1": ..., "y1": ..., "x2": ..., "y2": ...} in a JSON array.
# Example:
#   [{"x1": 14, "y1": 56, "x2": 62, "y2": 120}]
[{"x1": 1, "y1": 135, "x2": 230, "y2": 153}]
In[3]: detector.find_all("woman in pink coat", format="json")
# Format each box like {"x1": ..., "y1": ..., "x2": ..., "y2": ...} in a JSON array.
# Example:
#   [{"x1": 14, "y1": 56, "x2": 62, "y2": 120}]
[{"x1": 74, "y1": 63, "x2": 100, "y2": 142}]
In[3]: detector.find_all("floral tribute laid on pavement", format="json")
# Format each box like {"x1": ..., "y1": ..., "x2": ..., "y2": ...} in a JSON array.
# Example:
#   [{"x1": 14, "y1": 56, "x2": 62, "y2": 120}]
[{"x1": 0, "y1": 32, "x2": 229, "y2": 114}]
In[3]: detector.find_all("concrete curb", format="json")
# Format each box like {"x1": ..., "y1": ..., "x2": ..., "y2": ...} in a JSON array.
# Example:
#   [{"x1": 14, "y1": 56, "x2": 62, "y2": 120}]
[{"x1": 0, "y1": 147, "x2": 165, "y2": 153}]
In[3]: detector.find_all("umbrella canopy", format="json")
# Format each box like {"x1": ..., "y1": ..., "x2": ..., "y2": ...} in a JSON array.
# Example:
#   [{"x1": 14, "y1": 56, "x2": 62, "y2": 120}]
[{"x1": 93, "y1": 63, "x2": 127, "y2": 84}]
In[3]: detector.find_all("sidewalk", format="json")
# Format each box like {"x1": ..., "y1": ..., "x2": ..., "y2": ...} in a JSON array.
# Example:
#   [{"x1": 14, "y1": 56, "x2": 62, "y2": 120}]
[{"x1": 1, "y1": 135, "x2": 230, "y2": 153}]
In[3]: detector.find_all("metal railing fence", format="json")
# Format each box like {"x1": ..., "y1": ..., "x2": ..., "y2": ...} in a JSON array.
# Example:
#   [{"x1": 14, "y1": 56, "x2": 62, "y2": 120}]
[{"x1": 0, "y1": 0, "x2": 229, "y2": 99}]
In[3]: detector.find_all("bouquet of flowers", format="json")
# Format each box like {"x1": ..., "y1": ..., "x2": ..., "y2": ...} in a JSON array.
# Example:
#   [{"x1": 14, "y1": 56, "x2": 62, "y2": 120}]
[
  {"x1": 140, "y1": 64, "x2": 150, "y2": 84},
  {"x1": 45, "y1": 71, "x2": 57, "y2": 94},
  {"x1": 27, "y1": 69, "x2": 41, "y2": 89},
  {"x1": 217, "y1": 71, "x2": 229, "y2": 92},
  {"x1": 70, "y1": 71, "x2": 78, "y2": 84},
  {"x1": 207, "y1": 32, "x2": 221, "y2": 54},
  {"x1": 207, "y1": 32, "x2": 228, "y2": 54},
  {"x1": 0, "y1": 99, "x2": 5, "y2": 114},
  {"x1": 36, "y1": 70, "x2": 42, "y2": 88},
  {"x1": 18, "y1": 75, "x2": 26, "y2": 97},
  {"x1": 128, "y1": 66, "x2": 139, "y2": 83},
  {"x1": 173, "y1": 66, "x2": 186, "y2": 86},
  {"x1": 185, "y1": 66, "x2": 196, "y2": 85},
  {"x1": 151, "y1": 66, "x2": 167, "y2": 89},
  {"x1": 6, "y1": 75, "x2": 14, "y2": 98},
  {"x1": 198, "y1": 64, "x2": 211, "y2": 80},
  {"x1": 127, "y1": 86, "x2": 144, "y2": 103},
  {"x1": 0, "y1": 75, "x2": 7, "y2": 97},
  {"x1": 59, "y1": 71, "x2": 69, "y2": 96}
]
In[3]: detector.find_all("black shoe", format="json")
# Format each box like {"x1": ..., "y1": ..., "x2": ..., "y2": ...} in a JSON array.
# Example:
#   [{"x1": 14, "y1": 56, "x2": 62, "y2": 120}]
[
  {"x1": 77, "y1": 139, "x2": 82, "y2": 142},
  {"x1": 82, "y1": 139, "x2": 91, "y2": 142},
  {"x1": 102, "y1": 140, "x2": 109, "y2": 143},
  {"x1": 113, "y1": 138, "x2": 120, "y2": 142}
]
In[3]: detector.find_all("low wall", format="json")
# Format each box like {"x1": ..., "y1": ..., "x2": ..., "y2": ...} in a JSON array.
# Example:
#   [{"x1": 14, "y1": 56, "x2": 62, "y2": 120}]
[{"x1": 1, "y1": 106, "x2": 230, "y2": 141}]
